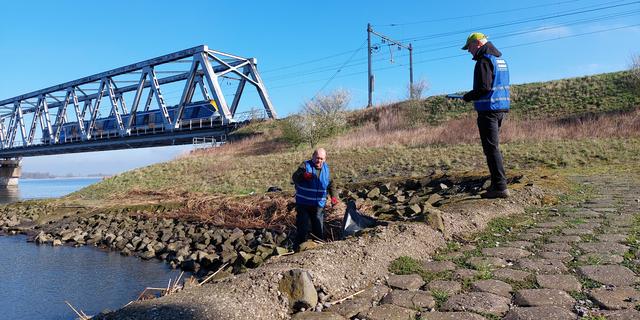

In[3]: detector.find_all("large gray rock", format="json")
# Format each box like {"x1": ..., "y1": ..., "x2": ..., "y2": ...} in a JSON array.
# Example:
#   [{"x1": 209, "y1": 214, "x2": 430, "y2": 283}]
[
  {"x1": 443, "y1": 292, "x2": 510, "y2": 317},
  {"x1": 503, "y1": 306, "x2": 576, "y2": 320},
  {"x1": 279, "y1": 269, "x2": 318, "y2": 310},
  {"x1": 577, "y1": 265, "x2": 639, "y2": 286},
  {"x1": 470, "y1": 279, "x2": 512, "y2": 298},
  {"x1": 387, "y1": 274, "x2": 425, "y2": 291},
  {"x1": 536, "y1": 274, "x2": 582, "y2": 292},
  {"x1": 514, "y1": 289, "x2": 576, "y2": 308},
  {"x1": 381, "y1": 290, "x2": 435, "y2": 310},
  {"x1": 360, "y1": 304, "x2": 417, "y2": 320},
  {"x1": 588, "y1": 286, "x2": 640, "y2": 310}
]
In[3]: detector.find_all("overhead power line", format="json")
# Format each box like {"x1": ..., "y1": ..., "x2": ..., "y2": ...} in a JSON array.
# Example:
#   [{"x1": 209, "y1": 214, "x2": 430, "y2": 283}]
[
  {"x1": 268, "y1": 23, "x2": 640, "y2": 90},
  {"x1": 263, "y1": 8, "x2": 639, "y2": 83}
]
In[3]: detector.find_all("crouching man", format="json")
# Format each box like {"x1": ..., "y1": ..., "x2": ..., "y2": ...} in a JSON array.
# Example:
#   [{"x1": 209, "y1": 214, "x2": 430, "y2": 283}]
[{"x1": 292, "y1": 148, "x2": 338, "y2": 250}]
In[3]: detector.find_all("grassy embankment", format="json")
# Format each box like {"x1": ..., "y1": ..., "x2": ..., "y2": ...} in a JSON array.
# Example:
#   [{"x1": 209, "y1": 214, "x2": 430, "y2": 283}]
[{"x1": 68, "y1": 70, "x2": 639, "y2": 208}]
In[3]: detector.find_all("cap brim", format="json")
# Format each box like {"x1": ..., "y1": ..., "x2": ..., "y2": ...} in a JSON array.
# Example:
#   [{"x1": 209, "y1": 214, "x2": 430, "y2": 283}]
[{"x1": 461, "y1": 44, "x2": 469, "y2": 50}]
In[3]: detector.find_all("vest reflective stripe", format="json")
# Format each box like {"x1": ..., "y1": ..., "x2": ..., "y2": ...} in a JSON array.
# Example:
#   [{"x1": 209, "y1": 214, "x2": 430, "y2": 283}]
[
  {"x1": 295, "y1": 161, "x2": 330, "y2": 207},
  {"x1": 474, "y1": 54, "x2": 510, "y2": 112}
]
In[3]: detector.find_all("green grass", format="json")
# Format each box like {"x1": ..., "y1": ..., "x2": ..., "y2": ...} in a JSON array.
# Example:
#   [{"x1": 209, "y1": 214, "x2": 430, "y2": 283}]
[{"x1": 388, "y1": 256, "x2": 453, "y2": 283}]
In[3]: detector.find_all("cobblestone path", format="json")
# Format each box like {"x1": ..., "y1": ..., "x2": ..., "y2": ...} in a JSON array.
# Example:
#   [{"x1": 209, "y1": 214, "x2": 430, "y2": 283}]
[{"x1": 295, "y1": 176, "x2": 640, "y2": 320}]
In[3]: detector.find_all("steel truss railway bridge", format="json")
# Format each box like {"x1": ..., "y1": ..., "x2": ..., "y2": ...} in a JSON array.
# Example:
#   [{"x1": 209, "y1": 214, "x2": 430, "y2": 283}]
[{"x1": 0, "y1": 45, "x2": 277, "y2": 186}]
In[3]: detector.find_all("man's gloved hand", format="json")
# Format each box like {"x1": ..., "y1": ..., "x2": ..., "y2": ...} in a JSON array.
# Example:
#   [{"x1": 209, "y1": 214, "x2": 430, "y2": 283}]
[
  {"x1": 303, "y1": 172, "x2": 313, "y2": 181},
  {"x1": 331, "y1": 197, "x2": 339, "y2": 205}
]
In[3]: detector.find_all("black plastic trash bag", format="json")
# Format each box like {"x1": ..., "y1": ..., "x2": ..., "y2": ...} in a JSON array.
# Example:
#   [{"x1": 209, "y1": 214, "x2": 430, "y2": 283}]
[{"x1": 341, "y1": 200, "x2": 377, "y2": 238}]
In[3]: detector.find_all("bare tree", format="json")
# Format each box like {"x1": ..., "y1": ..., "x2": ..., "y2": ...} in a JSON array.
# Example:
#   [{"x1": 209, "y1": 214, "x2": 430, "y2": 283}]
[
  {"x1": 631, "y1": 53, "x2": 640, "y2": 91},
  {"x1": 280, "y1": 90, "x2": 350, "y2": 147},
  {"x1": 408, "y1": 78, "x2": 430, "y2": 100}
]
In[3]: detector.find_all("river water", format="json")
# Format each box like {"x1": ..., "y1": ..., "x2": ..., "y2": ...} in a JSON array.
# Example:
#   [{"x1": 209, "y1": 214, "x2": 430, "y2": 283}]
[{"x1": 0, "y1": 178, "x2": 184, "y2": 320}]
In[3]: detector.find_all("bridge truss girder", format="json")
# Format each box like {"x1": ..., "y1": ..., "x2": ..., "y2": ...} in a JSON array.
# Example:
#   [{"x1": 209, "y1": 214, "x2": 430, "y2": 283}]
[{"x1": 0, "y1": 45, "x2": 277, "y2": 155}]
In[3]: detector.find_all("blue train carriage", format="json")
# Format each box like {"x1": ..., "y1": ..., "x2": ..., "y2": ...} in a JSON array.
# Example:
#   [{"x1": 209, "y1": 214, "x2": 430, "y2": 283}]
[{"x1": 41, "y1": 100, "x2": 220, "y2": 143}]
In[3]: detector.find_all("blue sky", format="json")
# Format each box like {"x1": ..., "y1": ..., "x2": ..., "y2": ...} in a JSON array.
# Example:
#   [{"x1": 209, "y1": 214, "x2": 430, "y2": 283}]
[{"x1": 1, "y1": 0, "x2": 638, "y2": 175}]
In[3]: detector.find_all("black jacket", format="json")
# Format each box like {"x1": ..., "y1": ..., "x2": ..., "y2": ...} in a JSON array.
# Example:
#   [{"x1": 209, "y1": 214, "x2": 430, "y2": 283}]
[{"x1": 462, "y1": 41, "x2": 508, "y2": 112}]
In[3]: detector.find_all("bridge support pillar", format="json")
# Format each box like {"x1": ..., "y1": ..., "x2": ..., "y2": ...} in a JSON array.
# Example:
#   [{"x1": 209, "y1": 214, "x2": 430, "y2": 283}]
[{"x1": 0, "y1": 159, "x2": 21, "y2": 187}]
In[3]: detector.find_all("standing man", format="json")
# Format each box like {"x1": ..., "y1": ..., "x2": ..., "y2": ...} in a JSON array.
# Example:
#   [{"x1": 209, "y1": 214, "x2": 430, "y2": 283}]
[
  {"x1": 292, "y1": 148, "x2": 338, "y2": 249},
  {"x1": 461, "y1": 32, "x2": 510, "y2": 198}
]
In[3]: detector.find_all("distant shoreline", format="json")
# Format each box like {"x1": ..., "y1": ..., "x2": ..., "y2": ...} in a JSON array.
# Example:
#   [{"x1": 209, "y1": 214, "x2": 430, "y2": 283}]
[{"x1": 21, "y1": 176, "x2": 106, "y2": 180}]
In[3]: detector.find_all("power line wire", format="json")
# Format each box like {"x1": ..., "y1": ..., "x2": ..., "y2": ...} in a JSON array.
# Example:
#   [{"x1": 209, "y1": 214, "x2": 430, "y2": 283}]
[
  {"x1": 268, "y1": 23, "x2": 640, "y2": 90},
  {"x1": 264, "y1": 9, "x2": 639, "y2": 83},
  {"x1": 311, "y1": 40, "x2": 367, "y2": 99}
]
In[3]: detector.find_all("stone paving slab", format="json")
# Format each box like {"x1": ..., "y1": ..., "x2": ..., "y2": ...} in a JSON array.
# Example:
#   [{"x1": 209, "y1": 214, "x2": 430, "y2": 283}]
[
  {"x1": 493, "y1": 268, "x2": 532, "y2": 282},
  {"x1": 536, "y1": 222, "x2": 565, "y2": 228},
  {"x1": 527, "y1": 228, "x2": 556, "y2": 235},
  {"x1": 538, "y1": 251, "x2": 573, "y2": 263},
  {"x1": 565, "y1": 210, "x2": 602, "y2": 218},
  {"x1": 518, "y1": 233, "x2": 543, "y2": 241},
  {"x1": 427, "y1": 280, "x2": 461, "y2": 295},
  {"x1": 387, "y1": 274, "x2": 425, "y2": 290},
  {"x1": 596, "y1": 234, "x2": 629, "y2": 243},
  {"x1": 577, "y1": 242, "x2": 630, "y2": 255},
  {"x1": 513, "y1": 289, "x2": 576, "y2": 308},
  {"x1": 292, "y1": 312, "x2": 347, "y2": 320},
  {"x1": 599, "y1": 309, "x2": 640, "y2": 320},
  {"x1": 481, "y1": 247, "x2": 532, "y2": 260},
  {"x1": 381, "y1": 290, "x2": 435, "y2": 310},
  {"x1": 470, "y1": 279, "x2": 512, "y2": 298},
  {"x1": 442, "y1": 292, "x2": 510, "y2": 317},
  {"x1": 541, "y1": 243, "x2": 573, "y2": 252},
  {"x1": 578, "y1": 252, "x2": 624, "y2": 264},
  {"x1": 360, "y1": 304, "x2": 417, "y2": 320},
  {"x1": 547, "y1": 235, "x2": 582, "y2": 243},
  {"x1": 588, "y1": 286, "x2": 640, "y2": 310},
  {"x1": 561, "y1": 228, "x2": 594, "y2": 236},
  {"x1": 503, "y1": 306, "x2": 577, "y2": 320},
  {"x1": 535, "y1": 274, "x2": 582, "y2": 292},
  {"x1": 421, "y1": 261, "x2": 457, "y2": 273},
  {"x1": 516, "y1": 258, "x2": 568, "y2": 274},
  {"x1": 577, "y1": 265, "x2": 639, "y2": 286},
  {"x1": 419, "y1": 311, "x2": 487, "y2": 320},
  {"x1": 504, "y1": 241, "x2": 535, "y2": 249},
  {"x1": 452, "y1": 269, "x2": 478, "y2": 280},
  {"x1": 466, "y1": 256, "x2": 507, "y2": 269}
]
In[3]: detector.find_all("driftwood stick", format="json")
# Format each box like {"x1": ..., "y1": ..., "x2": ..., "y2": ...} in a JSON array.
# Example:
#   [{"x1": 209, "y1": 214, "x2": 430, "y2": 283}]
[
  {"x1": 64, "y1": 301, "x2": 89, "y2": 320},
  {"x1": 327, "y1": 289, "x2": 366, "y2": 306},
  {"x1": 199, "y1": 263, "x2": 229, "y2": 286}
]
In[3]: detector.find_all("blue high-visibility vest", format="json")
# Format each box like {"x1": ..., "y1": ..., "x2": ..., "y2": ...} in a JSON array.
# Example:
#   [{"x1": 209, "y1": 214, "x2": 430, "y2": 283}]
[
  {"x1": 295, "y1": 161, "x2": 330, "y2": 208},
  {"x1": 474, "y1": 54, "x2": 510, "y2": 112}
]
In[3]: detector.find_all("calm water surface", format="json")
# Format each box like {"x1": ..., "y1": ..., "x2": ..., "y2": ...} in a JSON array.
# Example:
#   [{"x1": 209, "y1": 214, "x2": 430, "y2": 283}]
[{"x1": 0, "y1": 178, "x2": 183, "y2": 319}]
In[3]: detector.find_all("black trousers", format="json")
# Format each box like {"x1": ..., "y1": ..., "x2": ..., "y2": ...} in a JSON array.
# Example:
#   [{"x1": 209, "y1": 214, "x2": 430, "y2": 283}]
[
  {"x1": 295, "y1": 204, "x2": 325, "y2": 246},
  {"x1": 477, "y1": 112, "x2": 507, "y2": 191}
]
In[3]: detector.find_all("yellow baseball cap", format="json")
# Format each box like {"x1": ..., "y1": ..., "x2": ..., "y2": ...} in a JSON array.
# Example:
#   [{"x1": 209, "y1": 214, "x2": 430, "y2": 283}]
[{"x1": 461, "y1": 32, "x2": 487, "y2": 50}]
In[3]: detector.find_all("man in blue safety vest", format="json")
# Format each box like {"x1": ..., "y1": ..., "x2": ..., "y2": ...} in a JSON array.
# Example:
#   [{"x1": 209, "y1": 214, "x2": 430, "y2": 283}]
[
  {"x1": 292, "y1": 148, "x2": 338, "y2": 249},
  {"x1": 461, "y1": 32, "x2": 511, "y2": 198}
]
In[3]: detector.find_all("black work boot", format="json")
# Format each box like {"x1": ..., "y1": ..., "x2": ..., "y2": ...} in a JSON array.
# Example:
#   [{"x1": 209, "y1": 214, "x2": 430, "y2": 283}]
[{"x1": 481, "y1": 188, "x2": 510, "y2": 199}]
